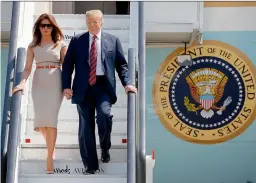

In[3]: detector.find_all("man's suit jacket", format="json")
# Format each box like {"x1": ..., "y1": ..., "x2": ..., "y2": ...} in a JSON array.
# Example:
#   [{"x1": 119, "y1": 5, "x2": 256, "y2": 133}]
[{"x1": 62, "y1": 31, "x2": 132, "y2": 104}]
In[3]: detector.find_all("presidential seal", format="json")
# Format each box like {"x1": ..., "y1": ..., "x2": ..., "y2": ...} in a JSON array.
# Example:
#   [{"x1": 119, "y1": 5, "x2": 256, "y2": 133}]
[{"x1": 153, "y1": 40, "x2": 256, "y2": 144}]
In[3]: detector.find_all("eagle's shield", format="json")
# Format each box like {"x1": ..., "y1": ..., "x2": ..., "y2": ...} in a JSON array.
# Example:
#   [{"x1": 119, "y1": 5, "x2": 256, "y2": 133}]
[{"x1": 200, "y1": 94, "x2": 214, "y2": 110}]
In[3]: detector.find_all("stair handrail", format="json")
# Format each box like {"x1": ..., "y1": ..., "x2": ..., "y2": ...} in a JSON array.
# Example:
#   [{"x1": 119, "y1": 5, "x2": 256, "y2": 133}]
[
  {"x1": 137, "y1": 2, "x2": 146, "y2": 183},
  {"x1": 6, "y1": 47, "x2": 26, "y2": 183},
  {"x1": 1, "y1": 2, "x2": 21, "y2": 183},
  {"x1": 127, "y1": 48, "x2": 137, "y2": 183}
]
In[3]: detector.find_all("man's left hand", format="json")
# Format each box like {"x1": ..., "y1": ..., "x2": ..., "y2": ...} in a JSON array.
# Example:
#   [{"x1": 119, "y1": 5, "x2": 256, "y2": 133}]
[{"x1": 125, "y1": 85, "x2": 137, "y2": 94}]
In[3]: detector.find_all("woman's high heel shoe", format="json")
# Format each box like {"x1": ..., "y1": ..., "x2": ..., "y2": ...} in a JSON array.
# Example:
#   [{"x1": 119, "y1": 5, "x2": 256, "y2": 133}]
[
  {"x1": 46, "y1": 170, "x2": 54, "y2": 174},
  {"x1": 46, "y1": 156, "x2": 54, "y2": 174}
]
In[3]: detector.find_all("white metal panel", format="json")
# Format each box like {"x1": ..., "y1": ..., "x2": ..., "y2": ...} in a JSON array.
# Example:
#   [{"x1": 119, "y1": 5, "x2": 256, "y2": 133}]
[
  {"x1": 146, "y1": 156, "x2": 156, "y2": 183},
  {"x1": 204, "y1": 7, "x2": 256, "y2": 31},
  {"x1": 144, "y1": 2, "x2": 199, "y2": 24},
  {"x1": 143, "y1": 2, "x2": 203, "y2": 44}
]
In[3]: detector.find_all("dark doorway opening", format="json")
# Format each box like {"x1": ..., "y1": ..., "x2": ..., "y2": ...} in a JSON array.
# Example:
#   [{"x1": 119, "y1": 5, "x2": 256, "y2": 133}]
[{"x1": 74, "y1": 1, "x2": 130, "y2": 15}]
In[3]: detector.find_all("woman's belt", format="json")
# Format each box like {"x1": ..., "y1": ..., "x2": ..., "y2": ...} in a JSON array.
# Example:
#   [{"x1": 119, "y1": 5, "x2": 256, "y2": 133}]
[{"x1": 36, "y1": 65, "x2": 60, "y2": 69}]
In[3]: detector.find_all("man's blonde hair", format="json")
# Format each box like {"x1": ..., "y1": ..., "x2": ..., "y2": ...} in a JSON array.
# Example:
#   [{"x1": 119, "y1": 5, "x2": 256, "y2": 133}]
[
  {"x1": 86, "y1": 10, "x2": 103, "y2": 26},
  {"x1": 86, "y1": 9, "x2": 103, "y2": 19}
]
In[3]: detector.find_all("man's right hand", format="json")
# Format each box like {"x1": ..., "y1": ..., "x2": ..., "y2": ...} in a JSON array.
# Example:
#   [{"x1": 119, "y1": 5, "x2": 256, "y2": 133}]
[{"x1": 63, "y1": 89, "x2": 73, "y2": 100}]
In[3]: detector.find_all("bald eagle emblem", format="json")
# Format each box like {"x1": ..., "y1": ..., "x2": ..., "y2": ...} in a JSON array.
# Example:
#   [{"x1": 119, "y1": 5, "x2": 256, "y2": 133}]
[{"x1": 184, "y1": 68, "x2": 232, "y2": 119}]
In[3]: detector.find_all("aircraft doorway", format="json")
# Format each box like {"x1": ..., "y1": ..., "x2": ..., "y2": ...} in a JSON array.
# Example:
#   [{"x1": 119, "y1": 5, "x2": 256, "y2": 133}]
[{"x1": 74, "y1": 1, "x2": 130, "y2": 15}]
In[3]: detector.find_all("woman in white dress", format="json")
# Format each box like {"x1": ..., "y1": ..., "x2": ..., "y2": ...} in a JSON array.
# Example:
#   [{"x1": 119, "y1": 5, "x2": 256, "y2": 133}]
[{"x1": 12, "y1": 13, "x2": 67, "y2": 173}]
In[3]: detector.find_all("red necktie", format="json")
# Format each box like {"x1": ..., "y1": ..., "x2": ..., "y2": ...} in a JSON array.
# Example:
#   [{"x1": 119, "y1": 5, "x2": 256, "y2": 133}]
[{"x1": 89, "y1": 35, "x2": 97, "y2": 85}]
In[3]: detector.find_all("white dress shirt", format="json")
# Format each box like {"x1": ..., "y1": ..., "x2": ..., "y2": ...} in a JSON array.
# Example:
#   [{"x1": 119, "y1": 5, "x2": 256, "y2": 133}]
[{"x1": 89, "y1": 30, "x2": 105, "y2": 75}]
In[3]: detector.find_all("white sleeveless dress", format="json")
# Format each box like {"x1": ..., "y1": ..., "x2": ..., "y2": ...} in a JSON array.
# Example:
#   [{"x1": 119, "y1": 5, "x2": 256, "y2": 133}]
[{"x1": 32, "y1": 41, "x2": 66, "y2": 131}]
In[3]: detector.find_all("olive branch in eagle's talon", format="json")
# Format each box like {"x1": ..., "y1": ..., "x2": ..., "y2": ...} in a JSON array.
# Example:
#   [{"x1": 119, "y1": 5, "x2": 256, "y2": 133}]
[{"x1": 184, "y1": 96, "x2": 202, "y2": 115}]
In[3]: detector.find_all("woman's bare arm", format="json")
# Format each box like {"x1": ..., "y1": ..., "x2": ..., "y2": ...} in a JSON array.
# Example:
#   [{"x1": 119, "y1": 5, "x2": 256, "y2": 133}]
[
  {"x1": 12, "y1": 45, "x2": 34, "y2": 94},
  {"x1": 20, "y1": 45, "x2": 34, "y2": 84},
  {"x1": 60, "y1": 44, "x2": 67, "y2": 64}
]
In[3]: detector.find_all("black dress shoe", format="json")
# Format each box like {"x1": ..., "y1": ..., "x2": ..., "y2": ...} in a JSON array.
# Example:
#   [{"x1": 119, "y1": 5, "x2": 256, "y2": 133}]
[
  {"x1": 84, "y1": 169, "x2": 97, "y2": 175},
  {"x1": 101, "y1": 150, "x2": 110, "y2": 163}
]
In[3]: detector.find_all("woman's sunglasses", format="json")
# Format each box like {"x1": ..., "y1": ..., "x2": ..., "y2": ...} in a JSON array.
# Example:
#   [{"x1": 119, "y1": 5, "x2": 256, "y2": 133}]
[{"x1": 40, "y1": 24, "x2": 53, "y2": 29}]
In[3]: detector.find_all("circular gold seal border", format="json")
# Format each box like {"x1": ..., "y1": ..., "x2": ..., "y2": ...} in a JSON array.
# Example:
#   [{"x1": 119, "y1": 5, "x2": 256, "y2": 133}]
[{"x1": 152, "y1": 40, "x2": 256, "y2": 144}]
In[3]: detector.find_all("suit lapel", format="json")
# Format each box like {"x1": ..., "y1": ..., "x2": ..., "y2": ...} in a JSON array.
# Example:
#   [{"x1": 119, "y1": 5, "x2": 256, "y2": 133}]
[{"x1": 101, "y1": 32, "x2": 107, "y2": 63}]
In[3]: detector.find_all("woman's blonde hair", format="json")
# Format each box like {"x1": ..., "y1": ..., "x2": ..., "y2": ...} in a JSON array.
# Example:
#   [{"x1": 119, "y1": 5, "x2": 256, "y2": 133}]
[{"x1": 30, "y1": 13, "x2": 64, "y2": 48}]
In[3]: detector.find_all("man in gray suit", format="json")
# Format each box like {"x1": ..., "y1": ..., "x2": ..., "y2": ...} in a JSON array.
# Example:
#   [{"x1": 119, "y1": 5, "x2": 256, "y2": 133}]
[{"x1": 62, "y1": 10, "x2": 137, "y2": 174}]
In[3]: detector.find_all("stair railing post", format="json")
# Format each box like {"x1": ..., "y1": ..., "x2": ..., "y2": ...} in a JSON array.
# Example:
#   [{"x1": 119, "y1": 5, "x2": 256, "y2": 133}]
[
  {"x1": 6, "y1": 47, "x2": 26, "y2": 183},
  {"x1": 1, "y1": 2, "x2": 21, "y2": 183},
  {"x1": 138, "y1": 2, "x2": 146, "y2": 183},
  {"x1": 127, "y1": 48, "x2": 136, "y2": 183}
]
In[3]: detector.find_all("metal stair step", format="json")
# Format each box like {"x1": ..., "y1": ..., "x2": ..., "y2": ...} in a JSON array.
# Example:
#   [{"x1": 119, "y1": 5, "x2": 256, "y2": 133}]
[
  {"x1": 19, "y1": 174, "x2": 126, "y2": 183},
  {"x1": 20, "y1": 160, "x2": 126, "y2": 175},
  {"x1": 21, "y1": 144, "x2": 124, "y2": 149},
  {"x1": 22, "y1": 133, "x2": 127, "y2": 147},
  {"x1": 25, "y1": 119, "x2": 127, "y2": 134},
  {"x1": 20, "y1": 147, "x2": 127, "y2": 162}
]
